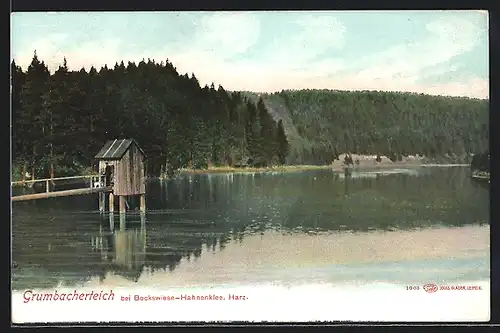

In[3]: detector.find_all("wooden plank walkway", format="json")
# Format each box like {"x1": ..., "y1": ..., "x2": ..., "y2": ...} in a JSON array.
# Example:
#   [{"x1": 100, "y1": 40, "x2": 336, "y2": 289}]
[
  {"x1": 12, "y1": 186, "x2": 113, "y2": 202},
  {"x1": 11, "y1": 174, "x2": 112, "y2": 202},
  {"x1": 11, "y1": 174, "x2": 100, "y2": 186}
]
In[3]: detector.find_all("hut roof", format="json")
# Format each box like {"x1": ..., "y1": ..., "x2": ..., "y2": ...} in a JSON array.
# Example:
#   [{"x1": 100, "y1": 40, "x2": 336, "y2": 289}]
[{"x1": 95, "y1": 139, "x2": 146, "y2": 160}]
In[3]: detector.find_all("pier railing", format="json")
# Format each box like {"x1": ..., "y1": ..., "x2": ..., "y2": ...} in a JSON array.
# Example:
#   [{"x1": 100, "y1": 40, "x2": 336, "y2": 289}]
[
  {"x1": 11, "y1": 174, "x2": 114, "y2": 202},
  {"x1": 11, "y1": 174, "x2": 103, "y2": 193}
]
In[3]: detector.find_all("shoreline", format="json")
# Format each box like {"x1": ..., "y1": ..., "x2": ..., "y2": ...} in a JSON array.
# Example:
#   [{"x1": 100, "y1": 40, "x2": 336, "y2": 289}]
[
  {"x1": 471, "y1": 170, "x2": 490, "y2": 183},
  {"x1": 12, "y1": 156, "x2": 472, "y2": 182},
  {"x1": 175, "y1": 161, "x2": 468, "y2": 177},
  {"x1": 177, "y1": 164, "x2": 331, "y2": 176}
]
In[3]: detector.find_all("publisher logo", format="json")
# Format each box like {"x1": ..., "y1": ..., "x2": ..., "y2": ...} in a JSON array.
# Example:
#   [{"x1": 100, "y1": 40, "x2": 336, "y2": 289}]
[{"x1": 423, "y1": 283, "x2": 438, "y2": 293}]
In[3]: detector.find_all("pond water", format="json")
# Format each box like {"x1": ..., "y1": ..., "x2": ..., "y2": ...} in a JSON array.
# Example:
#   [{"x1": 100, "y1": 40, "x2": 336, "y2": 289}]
[{"x1": 11, "y1": 166, "x2": 490, "y2": 322}]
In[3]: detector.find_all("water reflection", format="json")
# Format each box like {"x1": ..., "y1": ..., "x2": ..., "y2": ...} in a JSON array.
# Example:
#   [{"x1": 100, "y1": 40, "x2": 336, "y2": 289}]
[
  {"x1": 84, "y1": 211, "x2": 248, "y2": 284},
  {"x1": 12, "y1": 166, "x2": 489, "y2": 289},
  {"x1": 91, "y1": 214, "x2": 146, "y2": 280}
]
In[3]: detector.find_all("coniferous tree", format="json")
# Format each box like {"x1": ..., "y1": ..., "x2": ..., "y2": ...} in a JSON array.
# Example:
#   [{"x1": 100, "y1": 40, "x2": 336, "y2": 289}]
[
  {"x1": 18, "y1": 52, "x2": 51, "y2": 179},
  {"x1": 11, "y1": 60, "x2": 27, "y2": 176},
  {"x1": 11, "y1": 53, "x2": 488, "y2": 179},
  {"x1": 276, "y1": 120, "x2": 290, "y2": 165}
]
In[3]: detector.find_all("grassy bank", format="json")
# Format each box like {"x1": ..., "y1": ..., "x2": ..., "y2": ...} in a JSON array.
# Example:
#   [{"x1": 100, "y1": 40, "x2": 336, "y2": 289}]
[
  {"x1": 177, "y1": 164, "x2": 332, "y2": 176},
  {"x1": 471, "y1": 170, "x2": 490, "y2": 180},
  {"x1": 173, "y1": 155, "x2": 470, "y2": 178},
  {"x1": 177, "y1": 162, "x2": 431, "y2": 177}
]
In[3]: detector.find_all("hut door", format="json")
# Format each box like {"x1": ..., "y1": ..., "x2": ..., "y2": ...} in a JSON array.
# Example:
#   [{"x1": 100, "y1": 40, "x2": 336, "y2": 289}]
[
  {"x1": 104, "y1": 164, "x2": 115, "y2": 187},
  {"x1": 110, "y1": 165, "x2": 115, "y2": 185}
]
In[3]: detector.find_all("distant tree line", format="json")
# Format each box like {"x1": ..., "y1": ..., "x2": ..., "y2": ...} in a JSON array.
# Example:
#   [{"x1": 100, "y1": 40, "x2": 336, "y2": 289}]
[
  {"x1": 255, "y1": 89, "x2": 489, "y2": 165},
  {"x1": 11, "y1": 53, "x2": 290, "y2": 179},
  {"x1": 11, "y1": 53, "x2": 489, "y2": 179}
]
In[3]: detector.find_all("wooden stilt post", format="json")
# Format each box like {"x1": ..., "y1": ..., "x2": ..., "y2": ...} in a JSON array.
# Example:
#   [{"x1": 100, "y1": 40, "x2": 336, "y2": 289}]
[
  {"x1": 99, "y1": 192, "x2": 105, "y2": 213},
  {"x1": 140, "y1": 212, "x2": 146, "y2": 255},
  {"x1": 140, "y1": 194, "x2": 146, "y2": 213},
  {"x1": 21, "y1": 163, "x2": 26, "y2": 187},
  {"x1": 140, "y1": 211, "x2": 146, "y2": 226},
  {"x1": 119, "y1": 213, "x2": 126, "y2": 230},
  {"x1": 109, "y1": 193, "x2": 114, "y2": 213},
  {"x1": 103, "y1": 192, "x2": 106, "y2": 212},
  {"x1": 46, "y1": 180, "x2": 50, "y2": 193},
  {"x1": 109, "y1": 213, "x2": 115, "y2": 231},
  {"x1": 119, "y1": 196, "x2": 126, "y2": 214}
]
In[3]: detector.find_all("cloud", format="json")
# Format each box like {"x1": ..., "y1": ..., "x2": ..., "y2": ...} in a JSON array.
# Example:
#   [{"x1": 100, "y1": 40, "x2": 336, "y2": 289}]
[
  {"x1": 63, "y1": 38, "x2": 123, "y2": 71},
  {"x1": 253, "y1": 15, "x2": 488, "y2": 99},
  {"x1": 11, "y1": 12, "x2": 488, "y2": 99},
  {"x1": 191, "y1": 12, "x2": 261, "y2": 59},
  {"x1": 13, "y1": 33, "x2": 69, "y2": 69},
  {"x1": 260, "y1": 15, "x2": 346, "y2": 69},
  {"x1": 347, "y1": 16, "x2": 483, "y2": 81},
  {"x1": 166, "y1": 13, "x2": 348, "y2": 89},
  {"x1": 336, "y1": 15, "x2": 488, "y2": 98},
  {"x1": 183, "y1": 15, "x2": 487, "y2": 98},
  {"x1": 12, "y1": 33, "x2": 121, "y2": 72},
  {"x1": 167, "y1": 14, "x2": 487, "y2": 98}
]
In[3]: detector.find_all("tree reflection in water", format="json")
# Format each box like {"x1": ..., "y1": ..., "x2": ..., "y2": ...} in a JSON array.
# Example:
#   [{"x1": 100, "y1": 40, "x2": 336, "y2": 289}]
[{"x1": 12, "y1": 166, "x2": 489, "y2": 289}]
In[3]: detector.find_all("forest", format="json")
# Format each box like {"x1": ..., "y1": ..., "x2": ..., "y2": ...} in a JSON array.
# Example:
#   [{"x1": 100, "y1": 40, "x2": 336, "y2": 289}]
[
  {"x1": 250, "y1": 89, "x2": 489, "y2": 165},
  {"x1": 11, "y1": 53, "x2": 290, "y2": 180},
  {"x1": 11, "y1": 53, "x2": 489, "y2": 179}
]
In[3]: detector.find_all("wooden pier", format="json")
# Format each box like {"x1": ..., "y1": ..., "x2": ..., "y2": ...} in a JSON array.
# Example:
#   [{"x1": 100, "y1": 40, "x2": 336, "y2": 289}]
[
  {"x1": 11, "y1": 138, "x2": 148, "y2": 214},
  {"x1": 11, "y1": 175, "x2": 105, "y2": 202},
  {"x1": 12, "y1": 186, "x2": 113, "y2": 202},
  {"x1": 11, "y1": 174, "x2": 101, "y2": 187}
]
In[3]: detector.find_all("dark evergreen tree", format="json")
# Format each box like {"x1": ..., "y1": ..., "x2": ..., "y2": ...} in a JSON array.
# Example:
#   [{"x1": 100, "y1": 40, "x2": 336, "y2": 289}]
[
  {"x1": 17, "y1": 52, "x2": 51, "y2": 179},
  {"x1": 11, "y1": 53, "x2": 487, "y2": 179},
  {"x1": 11, "y1": 60, "x2": 27, "y2": 175},
  {"x1": 276, "y1": 120, "x2": 289, "y2": 165}
]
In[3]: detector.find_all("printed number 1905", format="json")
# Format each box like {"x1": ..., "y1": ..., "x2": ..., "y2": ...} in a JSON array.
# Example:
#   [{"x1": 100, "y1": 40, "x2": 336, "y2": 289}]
[{"x1": 406, "y1": 286, "x2": 420, "y2": 291}]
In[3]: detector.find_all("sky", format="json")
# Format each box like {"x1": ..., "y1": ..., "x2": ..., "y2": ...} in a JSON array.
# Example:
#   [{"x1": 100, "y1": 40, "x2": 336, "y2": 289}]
[{"x1": 11, "y1": 10, "x2": 489, "y2": 99}]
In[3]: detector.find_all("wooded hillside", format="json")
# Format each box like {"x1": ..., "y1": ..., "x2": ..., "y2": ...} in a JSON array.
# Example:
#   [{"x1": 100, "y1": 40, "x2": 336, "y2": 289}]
[
  {"x1": 249, "y1": 90, "x2": 489, "y2": 165},
  {"x1": 11, "y1": 53, "x2": 289, "y2": 179},
  {"x1": 11, "y1": 53, "x2": 489, "y2": 179}
]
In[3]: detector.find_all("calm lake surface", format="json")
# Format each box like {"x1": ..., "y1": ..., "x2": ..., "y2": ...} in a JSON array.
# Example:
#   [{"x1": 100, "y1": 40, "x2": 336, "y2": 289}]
[{"x1": 11, "y1": 166, "x2": 490, "y2": 290}]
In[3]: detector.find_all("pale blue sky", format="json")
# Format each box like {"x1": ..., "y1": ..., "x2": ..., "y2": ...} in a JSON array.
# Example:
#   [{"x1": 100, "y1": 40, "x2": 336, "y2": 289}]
[{"x1": 11, "y1": 10, "x2": 489, "y2": 98}]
